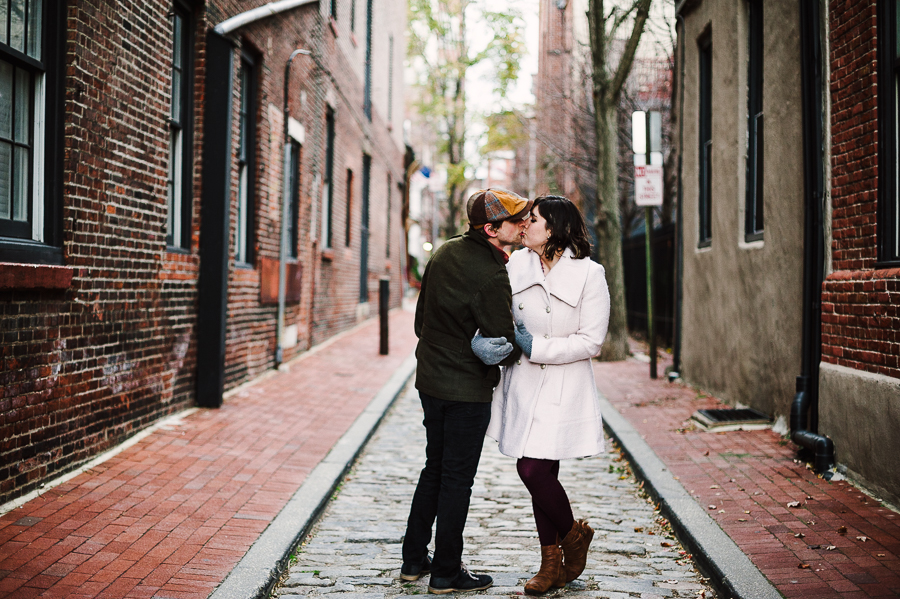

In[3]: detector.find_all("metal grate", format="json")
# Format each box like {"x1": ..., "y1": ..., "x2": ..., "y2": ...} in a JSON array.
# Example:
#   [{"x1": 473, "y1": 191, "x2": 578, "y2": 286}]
[{"x1": 692, "y1": 408, "x2": 771, "y2": 430}]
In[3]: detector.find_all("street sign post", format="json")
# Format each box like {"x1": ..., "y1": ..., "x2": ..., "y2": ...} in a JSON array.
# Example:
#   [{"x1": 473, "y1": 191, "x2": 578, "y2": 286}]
[{"x1": 632, "y1": 111, "x2": 663, "y2": 379}]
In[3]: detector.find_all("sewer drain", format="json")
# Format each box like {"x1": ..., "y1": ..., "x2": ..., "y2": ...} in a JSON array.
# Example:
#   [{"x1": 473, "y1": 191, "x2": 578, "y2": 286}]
[{"x1": 692, "y1": 407, "x2": 772, "y2": 431}]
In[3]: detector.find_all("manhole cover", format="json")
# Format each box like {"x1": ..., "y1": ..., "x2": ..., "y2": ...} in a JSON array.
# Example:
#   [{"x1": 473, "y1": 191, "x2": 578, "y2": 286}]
[{"x1": 692, "y1": 408, "x2": 771, "y2": 431}]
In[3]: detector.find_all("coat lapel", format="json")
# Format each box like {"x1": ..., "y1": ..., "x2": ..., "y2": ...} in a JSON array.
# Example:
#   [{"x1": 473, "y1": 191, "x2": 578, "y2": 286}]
[
  {"x1": 508, "y1": 249, "x2": 545, "y2": 295},
  {"x1": 508, "y1": 248, "x2": 590, "y2": 307},
  {"x1": 546, "y1": 251, "x2": 590, "y2": 307}
]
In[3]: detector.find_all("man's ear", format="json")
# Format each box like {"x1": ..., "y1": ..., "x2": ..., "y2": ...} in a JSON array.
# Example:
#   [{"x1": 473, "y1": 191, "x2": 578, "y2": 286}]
[{"x1": 483, "y1": 223, "x2": 499, "y2": 238}]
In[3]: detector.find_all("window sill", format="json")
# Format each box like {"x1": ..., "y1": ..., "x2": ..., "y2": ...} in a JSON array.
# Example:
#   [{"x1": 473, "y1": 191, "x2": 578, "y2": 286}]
[
  {"x1": 329, "y1": 17, "x2": 339, "y2": 37},
  {"x1": 0, "y1": 262, "x2": 74, "y2": 289},
  {"x1": 321, "y1": 248, "x2": 335, "y2": 262}
]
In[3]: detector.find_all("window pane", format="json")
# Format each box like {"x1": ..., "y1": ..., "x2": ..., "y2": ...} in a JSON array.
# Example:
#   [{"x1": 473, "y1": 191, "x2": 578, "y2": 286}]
[
  {"x1": 0, "y1": 141, "x2": 10, "y2": 219},
  {"x1": 14, "y1": 67, "x2": 30, "y2": 144},
  {"x1": 13, "y1": 144, "x2": 27, "y2": 220},
  {"x1": 173, "y1": 15, "x2": 183, "y2": 69},
  {"x1": 896, "y1": 0, "x2": 900, "y2": 59},
  {"x1": 10, "y1": 0, "x2": 26, "y2": 52},
  {"x1": 171, "y1": 69, "x2": 181, "y2": 121},
  {"x1": 0, "y1": 61, "x2": 11, "y2": 140},
  {"x1": 0, "y1": 2, "x2": 7, "y2": 46},
  {"x1": 27, "y1": 0, "x2": 41, "y2": 60}
]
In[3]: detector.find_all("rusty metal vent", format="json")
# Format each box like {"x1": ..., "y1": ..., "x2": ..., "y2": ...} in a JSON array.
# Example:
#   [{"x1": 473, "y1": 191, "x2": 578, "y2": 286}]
[{"x1": 692, "y1": 408, "x2": 772, "y2": 430}]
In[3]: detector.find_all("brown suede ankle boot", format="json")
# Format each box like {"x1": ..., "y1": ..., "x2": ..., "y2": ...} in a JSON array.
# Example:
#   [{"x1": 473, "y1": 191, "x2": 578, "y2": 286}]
[
  {"x1": 524, "y1": 544, "x2": 563, "y2": 595},
  {"x1": 559, "y1": 520, "x2": 594, "y2": 582}
]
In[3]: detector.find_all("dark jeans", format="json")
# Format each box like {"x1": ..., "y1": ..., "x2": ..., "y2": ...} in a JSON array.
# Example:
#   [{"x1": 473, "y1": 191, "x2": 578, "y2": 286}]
[{"x1": 402, "y1": 392, "x2": 492, "y2": 578}]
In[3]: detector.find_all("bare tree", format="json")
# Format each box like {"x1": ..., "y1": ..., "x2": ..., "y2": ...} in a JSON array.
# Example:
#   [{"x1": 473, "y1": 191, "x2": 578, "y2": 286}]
[
  {"x1": 587, "y1": 0, "x2": 653, "y2": 360},
  {"x1": 407, "y1": 0, "x2": 524, "y2": 237}
]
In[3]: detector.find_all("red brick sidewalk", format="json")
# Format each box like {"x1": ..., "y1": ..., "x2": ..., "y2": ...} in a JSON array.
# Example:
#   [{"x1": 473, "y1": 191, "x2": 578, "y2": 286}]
[
  {"x1": 0, "y1": 309, "x2": 417, "y2": 599},
  {"x1": 594, "y1": 351, "x2": 900, "y2": 599}
]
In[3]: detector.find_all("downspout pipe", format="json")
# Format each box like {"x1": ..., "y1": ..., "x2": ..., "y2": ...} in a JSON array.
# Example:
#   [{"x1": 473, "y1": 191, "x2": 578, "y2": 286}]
[
  {"x1": 671, "y1": 12, "x2": 685, "y2": 379},
  {"x1": 792, "y1": 0, "x2": 834, "y2": 476}
]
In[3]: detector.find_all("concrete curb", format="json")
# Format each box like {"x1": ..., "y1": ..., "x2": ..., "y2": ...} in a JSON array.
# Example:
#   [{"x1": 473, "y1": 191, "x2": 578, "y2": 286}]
[
  {"x1": 597, "y1": 391, "x2": 784, "y2": 599},
  {"x1": 210, "y1": 351, "x2": 418, "y2": 599}
]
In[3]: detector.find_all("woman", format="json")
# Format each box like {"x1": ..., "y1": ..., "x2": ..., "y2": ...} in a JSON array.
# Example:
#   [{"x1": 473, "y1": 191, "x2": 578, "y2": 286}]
[{"x1": 485, "y1": 195, "x2": 610, "y2": 595}]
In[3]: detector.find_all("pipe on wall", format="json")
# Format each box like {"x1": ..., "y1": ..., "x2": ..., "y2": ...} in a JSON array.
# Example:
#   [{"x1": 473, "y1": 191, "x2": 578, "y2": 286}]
[{"x1": 792, "y1": 0, "x2": 834, "y2": 476}]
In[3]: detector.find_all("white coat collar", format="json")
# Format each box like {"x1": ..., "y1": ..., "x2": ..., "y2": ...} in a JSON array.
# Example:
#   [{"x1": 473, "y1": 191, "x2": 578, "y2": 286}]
[{"x1": 508, "y1": 247, "x2": 590, "y2": 307}]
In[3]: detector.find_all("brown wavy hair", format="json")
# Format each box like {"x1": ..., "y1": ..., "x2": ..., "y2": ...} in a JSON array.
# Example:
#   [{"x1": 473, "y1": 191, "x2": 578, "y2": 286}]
[{"x1": 533, "y1": 195, "x2": 592, "y2": 260}]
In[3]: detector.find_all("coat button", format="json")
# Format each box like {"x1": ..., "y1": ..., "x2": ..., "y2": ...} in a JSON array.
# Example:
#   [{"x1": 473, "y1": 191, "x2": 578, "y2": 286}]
[
  {"x1": 518, "y1": 303, "x2": 524, "y2": 310},
  {"x1": 545, "y1": 306, "x2": 551, "y2": 313},
  {"x1": 540, "y1": 364, "x2": 546, "y2": 369},
  {"x1": 516, "y1": 360, "x2": 521, "y2": 365},
  {"x1": 544, "y1": 334, "x2": 550, "y2": 339}
]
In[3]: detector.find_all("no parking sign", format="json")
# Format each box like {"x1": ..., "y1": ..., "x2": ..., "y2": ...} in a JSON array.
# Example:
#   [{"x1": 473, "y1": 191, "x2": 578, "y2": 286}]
[{"x1": 634, "y1": 165, "x2": 664, "y2": 206}]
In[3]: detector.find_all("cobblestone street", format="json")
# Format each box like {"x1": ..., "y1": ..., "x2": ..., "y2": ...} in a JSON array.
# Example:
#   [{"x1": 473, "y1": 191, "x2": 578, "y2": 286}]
[{"x1": 272, "y1": 383, "x2": 716, "y2": 599}]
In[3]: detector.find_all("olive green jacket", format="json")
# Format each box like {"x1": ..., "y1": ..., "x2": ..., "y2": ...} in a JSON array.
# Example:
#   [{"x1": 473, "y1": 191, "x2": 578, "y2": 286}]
[{"x1": 414, "y1": 229, "x2": 522, "y2": 402}]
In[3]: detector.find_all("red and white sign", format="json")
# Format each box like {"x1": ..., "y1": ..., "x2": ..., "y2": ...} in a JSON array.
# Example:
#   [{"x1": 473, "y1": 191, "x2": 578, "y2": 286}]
[{"x1": 634, "y1": 165, "x2": 664, "y2": 206}]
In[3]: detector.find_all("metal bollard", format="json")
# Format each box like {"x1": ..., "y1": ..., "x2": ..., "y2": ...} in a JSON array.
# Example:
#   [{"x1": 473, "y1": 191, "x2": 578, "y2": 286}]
[{"x1": 379, "y1": 277, "x2": 390, "y2": 355}]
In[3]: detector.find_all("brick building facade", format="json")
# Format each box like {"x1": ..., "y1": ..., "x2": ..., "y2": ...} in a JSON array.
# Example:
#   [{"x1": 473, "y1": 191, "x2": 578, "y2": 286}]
[
  {"x1": 0, "y1": 0, "x2": 407, "y2": 506},
  {"x1": 818, "y1": 0, "x2": 900, "y2": 506}
]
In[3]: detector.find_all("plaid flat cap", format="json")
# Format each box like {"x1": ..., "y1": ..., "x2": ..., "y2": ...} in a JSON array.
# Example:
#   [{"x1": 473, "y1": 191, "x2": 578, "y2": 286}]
[{"x1": 466, "y1": 188, "x2": 533, "y2": 226}]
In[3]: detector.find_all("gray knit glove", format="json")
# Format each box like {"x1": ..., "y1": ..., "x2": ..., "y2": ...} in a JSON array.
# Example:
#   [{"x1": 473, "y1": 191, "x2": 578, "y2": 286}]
[
  {"x1": 515, "y1": 321, "x2": 533, "y2": 359},
  {"x1": 471, "y1": 331, "x2": 513, "y2": 365}
]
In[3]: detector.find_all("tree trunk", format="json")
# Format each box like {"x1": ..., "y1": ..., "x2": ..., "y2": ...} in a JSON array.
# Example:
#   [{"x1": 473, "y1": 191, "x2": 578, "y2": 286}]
[{"x1": 594, "y1": 96, "x2": 630, "y2": 361}]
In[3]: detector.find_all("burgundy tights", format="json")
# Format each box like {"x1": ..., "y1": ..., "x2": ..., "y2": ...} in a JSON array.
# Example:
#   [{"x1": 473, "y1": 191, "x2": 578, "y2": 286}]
[{"x1": 516, "y1": 457, "x2": 575, "y2": 546}]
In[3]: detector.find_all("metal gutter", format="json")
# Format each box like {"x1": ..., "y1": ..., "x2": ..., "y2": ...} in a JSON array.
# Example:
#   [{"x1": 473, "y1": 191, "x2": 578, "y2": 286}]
[{"x1": 213, "y1": 0, "x2": 318, "y2": 36}]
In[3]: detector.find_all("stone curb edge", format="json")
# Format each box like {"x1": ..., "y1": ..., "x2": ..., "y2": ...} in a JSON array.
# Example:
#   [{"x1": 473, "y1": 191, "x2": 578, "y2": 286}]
[
  {"x1": 209, "y1": 351, "x2": 418, "y2": 599},
  {"x1": 597, "y1": 391, "x2": 785, "y2": 599}
]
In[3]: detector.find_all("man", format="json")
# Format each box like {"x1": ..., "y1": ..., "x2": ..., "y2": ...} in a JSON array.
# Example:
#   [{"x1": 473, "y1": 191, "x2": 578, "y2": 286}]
[{"x1": 401, "y1": 188, "x2": 533, "y2": 594}]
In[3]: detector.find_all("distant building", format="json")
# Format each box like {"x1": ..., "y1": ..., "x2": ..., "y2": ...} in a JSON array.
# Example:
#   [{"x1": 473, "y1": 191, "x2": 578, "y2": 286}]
[{"x1": 0, "y1": 0, "x2": 407, "y2": 505}]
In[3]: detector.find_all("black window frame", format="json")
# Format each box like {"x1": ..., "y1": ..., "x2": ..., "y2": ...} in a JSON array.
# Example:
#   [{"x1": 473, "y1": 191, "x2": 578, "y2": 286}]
[
  {"x1": 385, "y1": 172, "x2": 391, "y2": 258},
  {"x1": 235, "y1": 51, "x2": 257, "y2": 267},
  {"x1": 0, "y1": 0, "x2": 65, "y2": 265},
  {"x1": 698, "y1": 33, "x2": 713, "y2": 248},
  {"x1": 166, "y1": 1, "x2": 195, "y2": 251},
  {"x1": 877, "y1": 0, "x2": 900, "y2": 265},
  {"x1": 345, "y1": 168, "x2": 353, "y2": 247},
  {"x1": 360, "y1": 153, "x2": 370, "y2": 302},
  {"x1": 288, "y1": 139, "x2": 301, "y2": 259},
  {"x1": 745, "y1": 0, "x2": 764, "y2": 242},
  {"x1": 364, "y1": 0, "x2": 373, "y2": 120},
  {"x1": 330, "y1": 0, "x2": 337, "y2": 21},
  {"x1": 323, "y1": 106, "x2": 335, "y2": 249}
]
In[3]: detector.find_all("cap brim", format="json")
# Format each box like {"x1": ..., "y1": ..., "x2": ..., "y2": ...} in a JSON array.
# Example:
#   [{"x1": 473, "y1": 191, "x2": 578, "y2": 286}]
[{"x1": 508, "y1": 199, "x2": 534, "y2": 221}]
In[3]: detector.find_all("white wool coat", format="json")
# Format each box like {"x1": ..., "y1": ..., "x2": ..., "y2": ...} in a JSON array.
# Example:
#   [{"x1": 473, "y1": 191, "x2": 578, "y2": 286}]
[{"x1": 486, "y1": 247, "x2": 610, "y2": 460}]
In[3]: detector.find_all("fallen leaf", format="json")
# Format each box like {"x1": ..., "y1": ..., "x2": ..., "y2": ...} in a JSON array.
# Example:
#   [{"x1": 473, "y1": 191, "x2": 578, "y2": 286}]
[
  {"x1": 825, "y1": 545, "x2": 837, "y2": 550},
  {"x1": 808, "y1": 544, "x2": 821, "y2": 549},
  {"x1": 738, "y1": 518, "x2": 747, "y2": 522},
  {"x1": 718, "y1": 509, "x2": 725, "y2": 513},
  {"x1": 794, "y1": 533, "x2": 805, "y2": 538},
  {"x1": 807, "y1": 520, "x2": 816, "y2": 525},
  {"x1": 806, "y1": 495, "x2": 813, "y2": 500},
  {"x1": 708, "y1": 505, "x2": 717, "y2": 510},
  {"x1": 798, "y1": 563, "x2": 811, "y2": 569},
  {"x1": 745, "y1": 510, "x2": 751, "y2": 514},
  {"x1": 664, "y1": 579, "x2": 678, "y2": 584},
  {"x1": 703, "y1": 450, "x2": 709, "y2": 456},
  {"x1": 661, "y1": 542, "x2": 672, "y2": 547},
  {"x1": 787, "y1": 501, "x2": 801, "y2": 508},
  {"x1": 838, "y1": 526, "x2": 848, "y2": 534},
  {"x1": 856, "y1": 536, "x2": 868, "y2": 542},
  {"x1": 709, "y1": 485, "x2": 719, "y2": 489},
  {"x1": 634, "y1": 527, "x2": 643, "y2": 532},
  {"x1": 878, "y1": 553, "x2": 886, "y2": 557}
]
